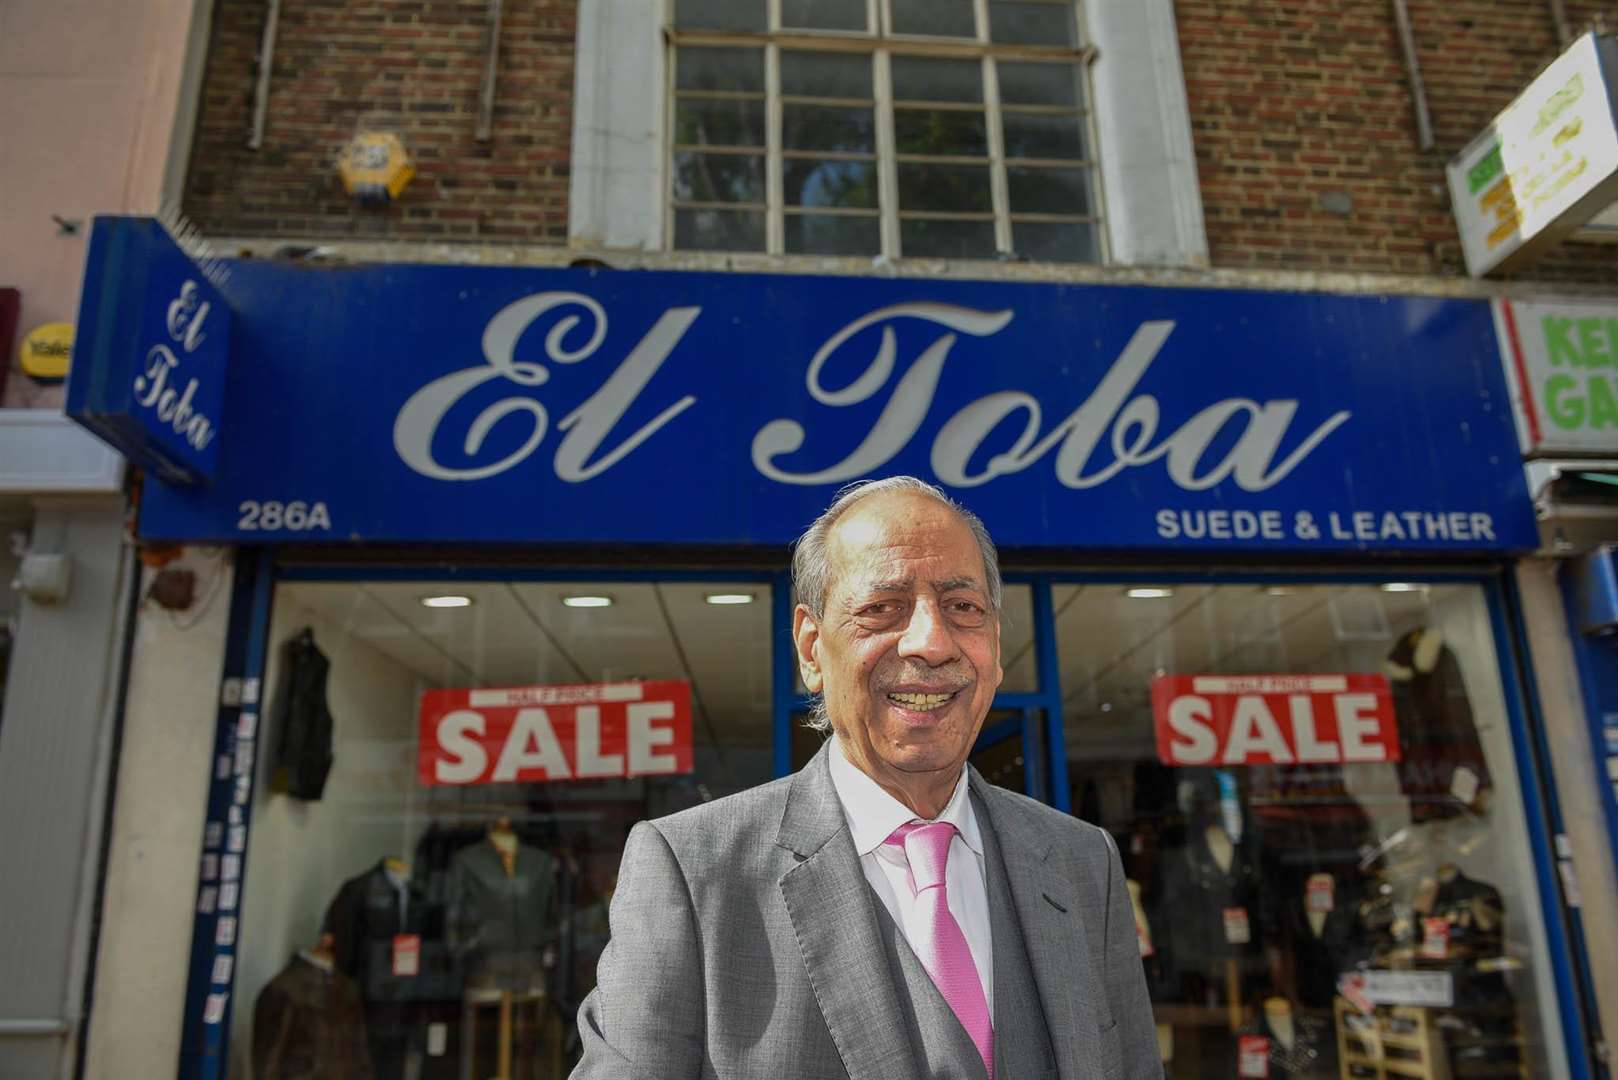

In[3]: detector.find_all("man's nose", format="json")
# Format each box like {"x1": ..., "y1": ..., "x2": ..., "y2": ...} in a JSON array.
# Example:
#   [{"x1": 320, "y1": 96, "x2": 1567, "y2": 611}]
[{"x1": 897, "y1": 599, "x2": 959, "y2": 666}]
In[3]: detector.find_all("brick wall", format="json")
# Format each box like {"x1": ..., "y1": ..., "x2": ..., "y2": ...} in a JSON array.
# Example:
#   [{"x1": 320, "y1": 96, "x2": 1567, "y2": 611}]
[
  {"x1": 1177, "y1": 0, "x2": 1618, "y2": 284},
  {"x1": 184, "y1": 0, "x2": 575, "y2": 243}
]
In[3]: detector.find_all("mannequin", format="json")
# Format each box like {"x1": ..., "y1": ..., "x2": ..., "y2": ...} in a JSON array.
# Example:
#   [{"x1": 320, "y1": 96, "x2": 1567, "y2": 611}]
[
  {"x1": 253, "y1": 933, "x2": 374, "y2": 1079},
  {"x1": 1235, "y1": 994, "x2": 1334, "y2": 1080},
  {"x1": 1263, "y1": 997, "x2": 1294, "y2": 1052},
  {"x1": 324, "y1": 854, "x2": 453, "y2": 1080},
  {"x1": 1385, "y1": 626, "x2": 1492, "y2": 822},
  {"x1": 1152, "y1": 772, "x2": 1267, "y2": 1079},
  {"x1": 449, "y1": 817, "x2": 560, "y2": 1080}
]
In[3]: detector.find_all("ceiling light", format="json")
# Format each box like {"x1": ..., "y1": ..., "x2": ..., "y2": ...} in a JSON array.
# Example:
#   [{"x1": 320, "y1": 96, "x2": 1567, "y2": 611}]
[
  {"x1": 563, "y1": 594, "x2": 614, "y2": 608},
  {"x1": 1264, "y1": 586, "x2": 1296, "y2": 597},
  {"x1": 1380, "y1": 582, "x2": 1427, "y2": 593},
  {"x1": 420, "y1": 594, "x2": 473, "y2": 609},
  {"x1": 705, "y1": 593, "x2": 755, "y2": 605},
  {"x1": 1126, "y1": 587, "x2": 1175, "y2": 599}
]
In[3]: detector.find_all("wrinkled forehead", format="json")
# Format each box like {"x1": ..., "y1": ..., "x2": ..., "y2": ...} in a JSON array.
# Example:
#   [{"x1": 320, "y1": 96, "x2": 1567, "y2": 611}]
[{"x1": 825, "y1": 497, "x2": 985, "y2": 600}]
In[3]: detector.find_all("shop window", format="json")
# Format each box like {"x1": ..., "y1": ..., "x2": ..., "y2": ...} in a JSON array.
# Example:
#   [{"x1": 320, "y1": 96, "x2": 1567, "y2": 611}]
[
  {"x1": 1058, "y1": 582, "x2": 1565, "y2": 1080},
  {"x1": 233, "y1": 578, "x2": 773, "y2": 1080},
  {"x1": 668, "y1": 1, "x2": 1103, "y2": 262}
]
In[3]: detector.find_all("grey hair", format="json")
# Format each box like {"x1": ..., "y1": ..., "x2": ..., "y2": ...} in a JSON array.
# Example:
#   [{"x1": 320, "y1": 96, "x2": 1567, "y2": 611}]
[{"x1": 792, "y1": 476, "x2": 1003, "y2": 734}]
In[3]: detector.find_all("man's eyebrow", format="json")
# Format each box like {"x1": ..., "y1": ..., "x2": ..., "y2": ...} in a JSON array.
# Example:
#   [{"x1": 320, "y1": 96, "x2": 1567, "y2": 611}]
[{"x1": 857, "y1": 576, "x2": 982, "y2": 595}]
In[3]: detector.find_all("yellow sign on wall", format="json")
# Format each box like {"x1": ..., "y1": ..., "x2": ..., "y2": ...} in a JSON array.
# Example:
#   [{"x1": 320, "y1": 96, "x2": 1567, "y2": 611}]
[
  {"x1": 19, "y1": 322, "x2": 73, "y2": 382},
  {"x1": 337, "y1": 132, "x2": 415, "y2": 203}
]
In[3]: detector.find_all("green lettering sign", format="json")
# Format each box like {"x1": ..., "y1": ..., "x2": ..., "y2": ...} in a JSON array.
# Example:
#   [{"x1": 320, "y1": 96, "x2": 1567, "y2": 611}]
[{"x1": 1468, "y1": 143, "x2": 1504, "y2": 195}]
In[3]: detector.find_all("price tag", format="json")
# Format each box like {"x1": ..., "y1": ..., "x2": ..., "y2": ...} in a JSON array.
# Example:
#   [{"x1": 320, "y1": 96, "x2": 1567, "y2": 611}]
[
  {"x1": 1238, "y1": 1035, "x2": 1270, "y2": 1078},
  {"x1": 1420, "y1": 917, "x2": 1450, "y2": 959},
  {"x1": 427, "y1": 1022, "x2": 448, "y2": 1056},
  {"x1": 1450, "y1": 766, "x2": 1480, "y2": 805},
  {"x1": 1306, "y1": 872, "x2": 1335, "y2": 913},
  {"x1": 1136, "y1": 911, "x2": 1156, "y2": 957},
  {"x1": 1223, "y1": 906, "x2": 1251, "y2": 945},
  {"x1": 392, "y1": 933, "x2": 421, "y2": 977}
]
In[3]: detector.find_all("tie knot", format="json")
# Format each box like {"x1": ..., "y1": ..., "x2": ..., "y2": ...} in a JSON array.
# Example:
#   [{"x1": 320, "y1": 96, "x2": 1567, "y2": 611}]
[{"x1": 883, "y1": 820, "x2": 957, "y2": 892}]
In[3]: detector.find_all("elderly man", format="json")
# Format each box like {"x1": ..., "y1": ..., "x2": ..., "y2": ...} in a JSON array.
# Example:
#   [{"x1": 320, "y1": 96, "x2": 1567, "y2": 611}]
[{"x1": 573, "y1": 476, "x2": 1160, "y2": 1080}]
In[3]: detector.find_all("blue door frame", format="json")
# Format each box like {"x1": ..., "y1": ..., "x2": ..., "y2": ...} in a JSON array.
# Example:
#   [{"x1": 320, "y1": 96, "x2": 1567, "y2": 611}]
[{"x1": 175, "y1": 556, "x2": 1600, "y2": 1080}]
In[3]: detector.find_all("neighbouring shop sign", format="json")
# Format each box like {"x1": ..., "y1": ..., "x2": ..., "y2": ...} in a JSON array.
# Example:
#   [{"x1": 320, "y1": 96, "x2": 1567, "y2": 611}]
[
  {"x1": 1447, "y1": 32, "x2": 1618, "y2": 277},
  {"x1": 74, "y1": 216, "x2": 1537, "y2": 551},
  {"x1": 416, "y1": 680, "x2": 693, "y2": 786},
  {"x1": 65, "y1": 216, "x2": 230, "y2": 485},
  {"x1": 1496, "y1": 297, "x2": 1618, "y2": 454},
  {"x1": 1151, "y1": 674, "x2": 1399, "y2": 766}
]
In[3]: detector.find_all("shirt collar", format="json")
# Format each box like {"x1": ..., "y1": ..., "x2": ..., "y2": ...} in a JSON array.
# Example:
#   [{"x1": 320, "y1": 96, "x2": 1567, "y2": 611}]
[{"x1": 826, "y1": 735, "x2": 982, "y2": 858}]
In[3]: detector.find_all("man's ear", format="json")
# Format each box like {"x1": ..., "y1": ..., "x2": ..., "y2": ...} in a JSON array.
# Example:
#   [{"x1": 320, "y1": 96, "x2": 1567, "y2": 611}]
[{"x1": 793, "y1": 604, "x2": 824, "y2": 694}]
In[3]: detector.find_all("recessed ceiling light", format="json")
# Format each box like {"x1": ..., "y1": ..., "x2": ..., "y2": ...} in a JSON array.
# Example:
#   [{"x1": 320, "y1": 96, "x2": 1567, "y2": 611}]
[
  {"x1": 1380, "y1": 582, "x2": 1427, "y2": 593},
  {"x1": 1264, "y1": 586, "x2": 1296, "y2": 597},
  {"x1": 563, "y1": 594, "x2": 614, "y2": 608},
  {"x1": 420, "y1": 594, "x2": 473, "y2": 609},
  {"x1": 705, "y1": 593, "x2": 755, "y2": 605},
  {"x1": 1126, "y1": 587, "x2": 1175, "y2": 599}
]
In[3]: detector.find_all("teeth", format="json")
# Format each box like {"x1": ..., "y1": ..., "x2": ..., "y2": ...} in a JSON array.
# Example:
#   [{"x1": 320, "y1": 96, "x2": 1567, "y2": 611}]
[{"x1": 888, "y1": 692, "x2": 954, "y2": 710}]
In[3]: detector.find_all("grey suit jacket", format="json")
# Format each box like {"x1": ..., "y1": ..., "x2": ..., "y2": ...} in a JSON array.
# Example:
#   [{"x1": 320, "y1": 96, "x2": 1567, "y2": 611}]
[{"x1": 572, "y1": 743, "x2": 1161, "y2": 1080}]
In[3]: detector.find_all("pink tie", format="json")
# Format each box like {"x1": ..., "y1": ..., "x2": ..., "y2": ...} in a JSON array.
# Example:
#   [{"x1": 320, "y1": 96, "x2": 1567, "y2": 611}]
[{"x1": 884, "y1": 821, "x2": 993, "y2": 1078}]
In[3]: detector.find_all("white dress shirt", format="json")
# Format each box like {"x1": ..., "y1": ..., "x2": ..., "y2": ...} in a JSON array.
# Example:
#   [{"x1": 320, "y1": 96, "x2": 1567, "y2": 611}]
[{"x1": 827, "y1": 736, "x2": 994, "y2": 1013}]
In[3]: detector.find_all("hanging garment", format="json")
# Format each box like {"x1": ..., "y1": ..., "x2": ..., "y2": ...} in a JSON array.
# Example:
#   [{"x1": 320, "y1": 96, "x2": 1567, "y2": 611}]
[
  {"x1": 268, "y1": 628, "x2": 335, "y2": 801},
  {"x1": 253, "y1": 952, "x2": 374, "y2": 1080}
]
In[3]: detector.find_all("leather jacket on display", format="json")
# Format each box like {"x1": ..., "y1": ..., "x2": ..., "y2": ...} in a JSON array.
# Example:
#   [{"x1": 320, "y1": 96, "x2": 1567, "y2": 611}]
[
  {"x1": 1385, "y1": 628, "x2": 1491, "y2": 823},
  {"x1": 268, "y1": 628, "x2": 335, "y2": 801},
  {"x1": 252, "y1": 952, "x2": 374, "y2": 1080}
]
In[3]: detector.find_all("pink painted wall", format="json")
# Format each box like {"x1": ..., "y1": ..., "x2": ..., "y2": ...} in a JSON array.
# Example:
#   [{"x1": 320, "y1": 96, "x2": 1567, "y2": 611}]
[{"x1": 0, "y1": 0, "x2": 200, "y2": 408}]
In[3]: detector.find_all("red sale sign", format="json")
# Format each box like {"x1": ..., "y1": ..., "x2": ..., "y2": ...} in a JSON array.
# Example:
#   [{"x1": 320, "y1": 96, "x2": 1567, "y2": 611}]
[
  {"x1": 417, "y1": 680, "x2": 693, "y2": 786},
  {"x1": 1151, "y1": 674, "x2": 1399, "y2": 766}
]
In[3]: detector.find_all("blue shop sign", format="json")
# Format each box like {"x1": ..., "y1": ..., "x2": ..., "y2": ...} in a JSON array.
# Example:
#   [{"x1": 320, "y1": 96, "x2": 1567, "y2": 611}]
[
  {"x1": 74, "y1": 217, "x2": 1535, "y2": 551},
  {"x1": 67, "y1": 217, "x2": 230, "y2": 485}
]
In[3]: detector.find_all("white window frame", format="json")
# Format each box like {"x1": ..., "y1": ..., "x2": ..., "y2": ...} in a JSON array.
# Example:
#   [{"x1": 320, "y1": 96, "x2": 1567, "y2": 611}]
[{"x1": 570, "y1": 0, "x2": 1206, "y2": 267}]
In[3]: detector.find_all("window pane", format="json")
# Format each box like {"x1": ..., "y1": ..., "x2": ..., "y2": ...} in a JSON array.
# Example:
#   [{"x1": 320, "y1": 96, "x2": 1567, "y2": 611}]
[
  {"x1": 890, "y1": 0, "x2": 975, "y2": 37},
  {"x1": 781, "y1": 0, "x2": 868, "y2": 32},
  {"x1": 785, "y1": 158, "x2": 879, "y2": 208},
  {"x1": 675, "y1": 207, "x2": 766, "y2": 250},
  {"x1": 674, "y1": 0, "x2": 766, "y2": 31},
  {"x1": 675, "y1": 47, "x2": 765, "y2": 93},
  {"x1": 988, "y1": 1, "x2": 1078, "y2": 46},
  {"x1": 230, "y1": 579, "x2": 775, "y2": 1080},
  {"x1": 898, "y1": 162, "x2": 992, "y2": 212},
  {"x1": 891, "y1": 56, "x2": 983, "y2": 103},
  {"x1": 894, "y1": 108, "x2": 988, "y2": 156},
  {"x1": 672, "y1": 151, "x2": 765, "y2": 204},
  {"x1": 1012, "y1": 220, "x2": 1099, "y2": 263},
  {"x1": 781, "y1": 51, "x2": 873, "y2": 99},
  {"x1": 783, "y1": 105, "x2": 875, "y2": 153},
  {"x1": 997, "y1": 60, "x2": 1084, "y2": 107},
  {"x1": 1001, "y1": 110, "x2": 1087, "y2": 160},
  {"x1": 900, "y1": 217, "x2": 996, "y2": 258},
  {"x1": 1055, "y1": 581, "x2": 1565, "y2": 1080},
  {"x1": 1000, "y1": 583, "x2": 1039, "y2": 692},
  {"x1": 785, "y1": 213, "x2": 882, "y2": 255},
  {"x1": 1007, "y1": 165, "x2": 1092, "y2": 215},
  {"x1": 674, "y1": 99, "x2": 766, "y2": 148}
]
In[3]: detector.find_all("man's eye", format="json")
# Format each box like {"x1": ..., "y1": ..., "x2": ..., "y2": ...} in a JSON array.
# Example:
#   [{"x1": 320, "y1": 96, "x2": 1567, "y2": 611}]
[{"x1": 859, "y1": 602, "x2": 894, "y2": 617}]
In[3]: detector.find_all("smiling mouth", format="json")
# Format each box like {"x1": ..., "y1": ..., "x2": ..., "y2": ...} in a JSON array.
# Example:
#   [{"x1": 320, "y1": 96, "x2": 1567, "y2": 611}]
[{"x1": 887, "y1": 691, "x2": 958, "y2": 711}]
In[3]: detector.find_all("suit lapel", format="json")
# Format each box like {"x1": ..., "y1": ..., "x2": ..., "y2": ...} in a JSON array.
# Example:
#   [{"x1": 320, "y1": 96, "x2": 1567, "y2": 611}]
[
  {"x1": 969, "y1": 771, "x2": 1104, "y2": 1080},
  {"x1": 778, "y1": 744, "x2": 923, "y2": 1080}
]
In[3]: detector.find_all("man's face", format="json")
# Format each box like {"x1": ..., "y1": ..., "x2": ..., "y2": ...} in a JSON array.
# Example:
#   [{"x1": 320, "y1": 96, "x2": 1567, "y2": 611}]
[{"x1": 794, "y1": 492, "x2": 1003, "y2": 795}]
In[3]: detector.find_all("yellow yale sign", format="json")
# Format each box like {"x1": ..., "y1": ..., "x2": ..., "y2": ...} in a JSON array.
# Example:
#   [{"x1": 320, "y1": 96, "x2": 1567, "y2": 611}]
[
  {"x1": 19, "y1": 322, "x2": 74, "y2": 382},
  {"x1": 337, "y1": 132, "x2": 415, "y2": 203}
]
